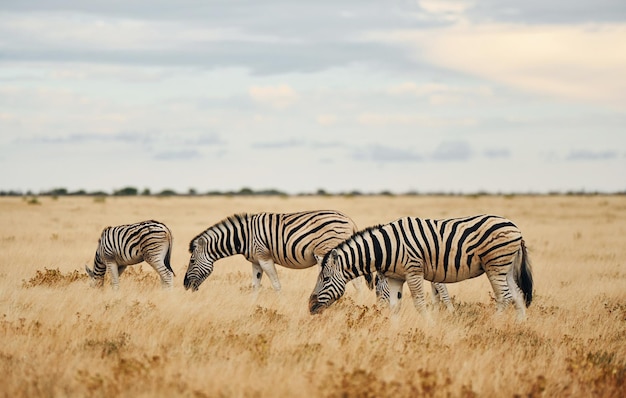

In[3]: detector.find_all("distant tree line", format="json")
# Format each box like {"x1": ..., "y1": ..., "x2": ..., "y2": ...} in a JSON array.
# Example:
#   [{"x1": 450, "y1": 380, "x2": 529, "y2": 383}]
[
  {"x1": 0, "y1": 186, "x2": 290, "y2": 197},
  {"x1": 0, "y1": 186, "x2": 624, "y2": 197}
]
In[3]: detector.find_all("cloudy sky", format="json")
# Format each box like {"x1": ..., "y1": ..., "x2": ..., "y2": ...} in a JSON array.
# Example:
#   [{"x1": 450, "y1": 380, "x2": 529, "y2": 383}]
[{"x1": 1, "y1": 0, "x2": 625, "y2": 194}]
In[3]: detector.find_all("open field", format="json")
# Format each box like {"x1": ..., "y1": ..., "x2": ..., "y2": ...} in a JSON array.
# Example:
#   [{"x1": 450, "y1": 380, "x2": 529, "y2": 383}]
[{"x1": 1, "y1": 195, "x2": 625, "y2": 397}]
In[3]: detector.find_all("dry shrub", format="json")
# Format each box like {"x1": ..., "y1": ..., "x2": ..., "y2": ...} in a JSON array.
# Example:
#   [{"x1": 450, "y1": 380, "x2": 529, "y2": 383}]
[
  {"x1": 565, "y1": 337, "x2": 626, "y2": 396},
  {"x1": 22, "y1": 267, "x2": 87, "y2": 288},
  {"x1": 0, "y1": 315, "x2": 43, "y2": 336},
  {"x1": 84, "y1": 332, "x2": 130, "y2": 358},
  {"x1": 251, "y1": 305, "x2": 287, "y2": 328},
  {"x1": 320, "y1": 365, "x2": 460, "y2": 398},
  {"x1": 75, "y1": 354, "x2": 166, "y2": 397},
  {"x1": 119, "y1": 265, "x2": 162, "y2": 288}
]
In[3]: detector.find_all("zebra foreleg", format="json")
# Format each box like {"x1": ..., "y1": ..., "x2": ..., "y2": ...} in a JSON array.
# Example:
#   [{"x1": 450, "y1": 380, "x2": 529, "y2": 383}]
[
  {"x1": 258, "y1": 259, "x2": 282, "y2": 292},
  {"x1": 405, "y1": 270, "x2": 433, "y2": 324},
  {"x1": 375, "y1": 274, "x2": 390, "y2": 307},
  {"x1": 387, "y1": 277, "x2": 404, "y2": 313},
  {"x1": 431, "y1": 282, "x2": 454, "y2": 312},
  {"x1": 251, "y1": 262, "x2": 263, "y2": 290},
  {"x1": 107, "y1": 261, "x2": 121, "y2": 290}
]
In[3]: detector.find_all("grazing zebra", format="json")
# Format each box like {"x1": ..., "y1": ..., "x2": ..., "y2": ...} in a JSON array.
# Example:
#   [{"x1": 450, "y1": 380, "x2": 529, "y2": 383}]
[
  {"x1": 85, "y1": 220, "x2": 175, "y2": 289},
  {"x1": 309, "y1": 214, "x2": 533, "y2": 321},
  {"x1": 184, "y1": 210, "x2": 369, "y2": 292}
]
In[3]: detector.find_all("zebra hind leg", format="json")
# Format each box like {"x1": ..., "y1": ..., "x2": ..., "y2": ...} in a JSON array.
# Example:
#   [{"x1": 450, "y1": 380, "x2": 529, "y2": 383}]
[
  {"x1": 485, "y1": 268, "x2": 515, "y2": 316},
  {"x1": 145, "y1": 256, "x2": 174, "y2": 289},
  {"x1": 506, "y1": 269, "x2": 527, "y2": 321}
]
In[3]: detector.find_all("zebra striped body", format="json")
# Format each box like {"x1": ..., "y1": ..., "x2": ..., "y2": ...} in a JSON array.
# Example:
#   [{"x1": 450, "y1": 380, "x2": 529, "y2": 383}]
[
  {"x1": 184, "y1": 210, "x2": 361, "y2": 292},
  {"x1": 309, "y1": 214, "x2": 533, "y2": 320},
  {"x1": 85, "y1": 220, "x2": 174, "y2": 289}
]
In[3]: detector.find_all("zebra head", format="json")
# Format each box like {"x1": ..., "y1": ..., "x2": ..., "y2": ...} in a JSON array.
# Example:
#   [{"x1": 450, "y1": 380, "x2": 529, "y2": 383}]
[
  {"x1": 184, "y1": 236, "x2": 215, "y2": 291},
  {"x1": 84, "y1": 264, "x2": 104, "y2": 287},
  {"x1": 85, "y1": 247, "x2": 106, "y2": 287},
  {"x1": 309, "y1": 249, "x2": 347, "y2": 315}
]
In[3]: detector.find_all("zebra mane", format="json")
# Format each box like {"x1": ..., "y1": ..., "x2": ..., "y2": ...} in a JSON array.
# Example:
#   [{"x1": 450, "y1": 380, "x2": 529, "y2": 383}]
[
  {"x1": 188, "y1": 213, "x2": 250, "y2": 252},
  {"x1": 320, "y1": 223, "x2": 384, "y2": 268}
]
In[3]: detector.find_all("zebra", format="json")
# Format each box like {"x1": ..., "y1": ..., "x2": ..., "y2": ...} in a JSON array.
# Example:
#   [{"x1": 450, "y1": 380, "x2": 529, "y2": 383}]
[
  {"x1": 85, "y1": 220, "x2": 175, "y2": 289},
  {"x1": 183, "y1": 210, "x2": 370, "y2": 292},
  {"x1": 309, "y1": 214, "x2": 533, "y2": 321}
]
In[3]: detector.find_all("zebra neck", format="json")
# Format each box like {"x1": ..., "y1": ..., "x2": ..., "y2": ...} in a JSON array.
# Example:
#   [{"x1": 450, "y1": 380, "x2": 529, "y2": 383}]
[
  {"x1": 209, "y1": 215, "x2": 250, "y2": 258},
  {"x1": 340, "y1": 249, "x2": 376, "y2": 281}
]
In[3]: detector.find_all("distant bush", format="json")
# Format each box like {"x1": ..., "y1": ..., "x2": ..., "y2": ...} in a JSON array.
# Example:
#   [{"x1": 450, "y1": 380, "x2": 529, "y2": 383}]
[
  {"x1": 157, "y1": 189, "x2": 177, "y2": 196},
  {"x1": 114, "y1": 187, "x2": 138, "y2": 196},
  {"x1": 48, "y1": 188, "x2": 68, "y2": 196}
]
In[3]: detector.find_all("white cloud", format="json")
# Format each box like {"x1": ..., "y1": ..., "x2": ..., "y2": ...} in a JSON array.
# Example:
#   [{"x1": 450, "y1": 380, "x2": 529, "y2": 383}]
[
  {"x1": 418, "y1": 0, "x2": 473, "y2": 21},
  {"x1": 386, "y1": 81, "x2": 492, "y2": 105},
  {"x1": 0, "y1": 11, "x2": 285, "y2": 52},
  {"x1": 356, "y1": 112, "x2": 477, "y2": 128},
  {"x1": 316, "y1": 114, "x2": 337, "y2": 126},
  {"x1": 369, "y1": 23, "x2": 626, "y2": 109},
  {"x1": 249, "y1": 84, "x2": 298, "y2": 109},
  {"x1": 431, "y1": 140, "x2": 473, "y2": 161}
]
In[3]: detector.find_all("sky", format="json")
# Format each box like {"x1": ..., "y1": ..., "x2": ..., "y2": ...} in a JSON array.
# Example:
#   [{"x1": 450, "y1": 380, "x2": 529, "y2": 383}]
[{"x1": 1, "y1": 0, "x2": 625, "y2": 194}]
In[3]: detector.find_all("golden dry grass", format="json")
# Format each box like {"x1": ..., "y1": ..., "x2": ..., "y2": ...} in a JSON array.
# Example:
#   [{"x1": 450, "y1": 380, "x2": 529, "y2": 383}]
[{"x1": 1, "y1": 195, "x2": 625, "y2": 397}]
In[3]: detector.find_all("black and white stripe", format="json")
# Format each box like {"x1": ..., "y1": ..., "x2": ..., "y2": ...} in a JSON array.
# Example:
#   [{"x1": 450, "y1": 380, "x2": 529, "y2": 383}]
[
  {"x1": 85, "y1": 220, "x2": 174, "y2": 289},
  {"x1": 309, "y1": 214, "x2": 533, "y2": 320},
  {"x1": 184, "y1": 210, "x2": 364, "y2": 292}
]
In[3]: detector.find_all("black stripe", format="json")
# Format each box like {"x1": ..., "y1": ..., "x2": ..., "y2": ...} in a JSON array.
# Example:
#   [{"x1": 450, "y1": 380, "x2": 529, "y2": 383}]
[
  {"x1": 391, "y1": 223, "x2": 402, "y2": 272},
  {"x1": 381, "y1": 227, "x2": 393, "y2": 273},
  {"x1": 233, "y1": 215, "x2": 243, "y2": 252},
  {"x1": 417, "y1": 220, "x2": 434, "y2": 273},
  {"x1": 406, "y1": 219, "x2": 425, "y2": 260},
  {"x1": 362, "y1": 233, "x2": 372, "y2": 274},
  {"x1": 455, "y1": 216, "x2": 492, "y2": 270},
  {"x1": 442, "y1": 219, "x2": 460, "y2": 277},
  {"x1": 372, "y1": 231, "x2": 383, "y2": 272},
  {"x1": 479, "y1": 236, "x2": 522, "y2": 258},
  {"x1": 466, "y1": 221, "x2": 516, "y2": 253},
  {"x1": 447, "y1": 216, "x2": 484, "y2": 275}
]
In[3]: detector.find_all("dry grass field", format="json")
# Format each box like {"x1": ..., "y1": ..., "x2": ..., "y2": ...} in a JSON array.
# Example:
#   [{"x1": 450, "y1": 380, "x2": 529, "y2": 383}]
[{"x1": 1, "y1": 195, "x2": 625, "y2": 397}]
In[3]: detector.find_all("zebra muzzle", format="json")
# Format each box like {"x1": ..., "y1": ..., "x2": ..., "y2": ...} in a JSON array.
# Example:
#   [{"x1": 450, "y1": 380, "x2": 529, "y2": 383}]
[
  {"x1": 308, "y1": 295, "x2": 326, "y2": 315},
  {"x1": 183, "y1": 275, "x2": 199, "y2": 291}
]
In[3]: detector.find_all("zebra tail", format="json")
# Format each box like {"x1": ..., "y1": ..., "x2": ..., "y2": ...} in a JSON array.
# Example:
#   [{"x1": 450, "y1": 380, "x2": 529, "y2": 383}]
[
  {"x1": 165, "y1": 233, "x2": 175, "y2": 277},
  {"x1": 517, "y1": 239, "x2": 533, "y2": 307}
]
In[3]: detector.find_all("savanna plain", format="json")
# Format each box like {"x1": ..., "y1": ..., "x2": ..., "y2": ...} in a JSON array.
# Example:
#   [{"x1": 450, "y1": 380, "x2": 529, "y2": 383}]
[{"x1": 1, "y1": 195, "x2": 625, "y2": 397}]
